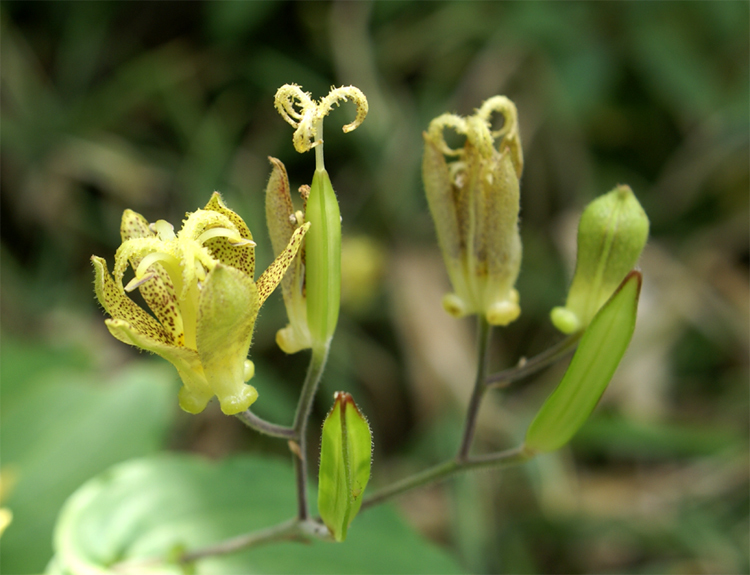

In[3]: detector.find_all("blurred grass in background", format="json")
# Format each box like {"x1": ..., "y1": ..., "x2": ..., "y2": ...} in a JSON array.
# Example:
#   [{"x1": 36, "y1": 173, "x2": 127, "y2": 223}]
[{"x1": 1, "y1": 1, "x2": 748, "y2": 573}]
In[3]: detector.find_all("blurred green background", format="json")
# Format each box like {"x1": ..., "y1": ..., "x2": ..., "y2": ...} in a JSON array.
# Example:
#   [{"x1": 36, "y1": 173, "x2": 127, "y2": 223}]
[{"x1": 1, "y1": 1, "x2": 748, "y2": 573}]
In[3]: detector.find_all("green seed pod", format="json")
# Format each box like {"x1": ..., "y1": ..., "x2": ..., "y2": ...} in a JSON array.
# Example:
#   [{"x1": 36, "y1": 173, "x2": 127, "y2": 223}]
[
  {"x1": 551, "y1": 185, "x2": 649, "y2": 334},
  {"x1": 318, "y1": 392, "x2": 372, "y2": 542},
  {"x1": 305, "y1": 168, "x2": 341, "y2": 347},
  {"x1": 525, "y1": 271, "x2": 641, "y2": 454}
]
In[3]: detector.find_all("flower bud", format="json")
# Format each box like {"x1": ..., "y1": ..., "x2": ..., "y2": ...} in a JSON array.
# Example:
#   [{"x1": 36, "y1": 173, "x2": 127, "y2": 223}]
[
  {"x1": 525, "y1": 271, "x2": 641, "y2": 453},
  {"x1": 318, "y1": 392, "x2": 372, "y2": 542},
  {"x1": 551, "y1": 185, "x2": 649, "y2": 334},
  {"x1": 423, "y1": 96, "x2": 523, "y2": 326}
]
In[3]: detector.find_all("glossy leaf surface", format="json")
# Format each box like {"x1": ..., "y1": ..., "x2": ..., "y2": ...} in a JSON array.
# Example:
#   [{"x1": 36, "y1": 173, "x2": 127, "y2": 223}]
[{"x1": 49, "y1": 455, "x2": 461, "y2": 574}]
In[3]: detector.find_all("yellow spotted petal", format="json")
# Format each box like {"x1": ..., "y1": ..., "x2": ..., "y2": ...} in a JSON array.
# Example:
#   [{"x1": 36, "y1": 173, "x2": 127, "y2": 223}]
[
  {"x1": 202, "y1": 192, "x2": 256, "y2": 277},
  {"x1": 120, "y1": 208, "x2": 155, "y2": 242},
  {"x1": 105, "y1": 318, "x2": 213, "y2": 414},
  {"x1": 264, "y1": 157, "x2": 309, "y2": 328},
  {"x1": 92, "y1": 256, "x2": 174, "y2": 346},
  {"x1": 256, "y1": 222, "x2": 311, "y2": 306},
  {"x1": 265, "y1": 158, "x2": 297, "y2": 259},
  {"x1": 196, "y1": 265, "x2": 260, "y2": 415},
  {"x1": 120, "y1": 210, "x2": 185, "y2": 346}
]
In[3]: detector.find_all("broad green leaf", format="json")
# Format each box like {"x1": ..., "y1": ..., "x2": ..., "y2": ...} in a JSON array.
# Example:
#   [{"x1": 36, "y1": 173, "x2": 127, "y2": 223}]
[
  {"x1": 318, "y1": 392, "x2": 373, "y2": 541},
  {"x1": 1, "y1": 350, "x2": 177, "y2": 575},
  {"x1": 525, "y1": 271, "x2": 642, "y2": 453},
  {"x1": 49, "y1": 454, "x2": 463, "y2": 574}
]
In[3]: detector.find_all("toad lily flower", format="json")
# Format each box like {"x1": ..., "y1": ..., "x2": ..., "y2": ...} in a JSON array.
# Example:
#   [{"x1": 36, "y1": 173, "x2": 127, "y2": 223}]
[
  {"x1": 92, "y1": 192, "x2": 309, "y2": 415},
  {"x1": 423, "y1": 96, "x2": 524, "y2": 326}
]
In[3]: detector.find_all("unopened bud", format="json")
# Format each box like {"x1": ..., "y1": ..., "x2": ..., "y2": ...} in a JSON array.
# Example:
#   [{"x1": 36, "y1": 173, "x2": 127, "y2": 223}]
[
  {"x1": 551, "y1": 185, "x2": 649, "y2": 334},
  {"x1": 318, "y1": 392, "x2": 372, "y2": 542}
]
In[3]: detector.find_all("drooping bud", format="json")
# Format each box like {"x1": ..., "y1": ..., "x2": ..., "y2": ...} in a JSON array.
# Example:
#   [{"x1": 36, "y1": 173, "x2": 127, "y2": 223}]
[
  {"x1": 423, "y1": 96, "x2": 523, "y2": 326},
  {"x1": 318, "y1": 392, "x2": 372, "y2": 542},
  {"x1": 551, "y1": 185, "x2": 649, "y2": 334},
  {"x1": 525, "y1": 271, "x2": 641, "y2": 454}
]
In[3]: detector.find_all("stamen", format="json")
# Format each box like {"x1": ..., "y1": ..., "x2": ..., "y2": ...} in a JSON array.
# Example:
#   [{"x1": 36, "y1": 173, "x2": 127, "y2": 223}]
[
  {"x1": 124, "y1": 273, "x2": 155, "y2": 292},
  {"x1": 153, "y1": 220, "x2": 176, "y2": 241},
  {"x1": 195, "y1": 261, "x2": 207, "y2": 282},
  {"x1": 197, "y1": 227, "x2": 256, "y2": 247},
  {"x1": 134, "y1": 251, "x2": 183, "y2": 294}
]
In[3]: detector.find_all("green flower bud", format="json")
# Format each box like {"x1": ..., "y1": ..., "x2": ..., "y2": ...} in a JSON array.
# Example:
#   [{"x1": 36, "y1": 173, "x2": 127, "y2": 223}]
[
  {"x1": 551, "y1": 185, "x2": 649, "y2": 334},
  {"x1": 525, "y1": 271, "x2": 641, "y2": 454},
  {"x1": 318, "y1": 392, "x2": 372, "y2": 542},
  {"x1": 423, "y1": 96, "x2": 523, "y2": 326}
]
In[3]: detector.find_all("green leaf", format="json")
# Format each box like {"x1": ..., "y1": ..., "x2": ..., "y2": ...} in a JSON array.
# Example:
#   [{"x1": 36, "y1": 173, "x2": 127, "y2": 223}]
[
  {"x1": 525, "y1": 271, "x2": 642, "y2": 453},
  {"x1": 318, "y1": 392, "x2": 373, "y2": 542},
  {"x1": 1, "y1": 353, "x2": 177, "y2": 574},
  {"x1": 49, "y1": 454, "x2": 463, "y2": 574}
]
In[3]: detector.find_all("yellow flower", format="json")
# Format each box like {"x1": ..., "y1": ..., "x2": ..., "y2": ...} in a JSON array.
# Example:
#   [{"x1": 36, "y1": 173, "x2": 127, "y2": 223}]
[
  {"x1": 92, "y1": 192, "x2": 309, "y2": 415},
  {"x1": 423, "y1": 96, "x2": 524, "y2": 326}
]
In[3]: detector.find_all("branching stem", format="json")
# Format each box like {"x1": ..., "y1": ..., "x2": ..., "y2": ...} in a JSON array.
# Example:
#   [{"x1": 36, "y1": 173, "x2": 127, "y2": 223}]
[
  {"x1": 117, "y1": 324, "x2": 577, "y2": 569},
  {"x1": 360, "y1": 446, "x2": 530, "y2": 512},
  {"x1": 235, "y1": 410, "x2": 295, "y2": 439},
  {"x1": 292, "y1": 344, "x2": 329, "y2": 520},
  {"x1": 486, "y1": 332, "x2": 581, "y2": 388}
]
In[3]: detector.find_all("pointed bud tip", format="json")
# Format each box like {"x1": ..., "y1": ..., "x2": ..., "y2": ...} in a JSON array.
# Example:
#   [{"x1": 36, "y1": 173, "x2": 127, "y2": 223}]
[{"x1": 333, "y1": 391, "x2": 362, "y2": 414}]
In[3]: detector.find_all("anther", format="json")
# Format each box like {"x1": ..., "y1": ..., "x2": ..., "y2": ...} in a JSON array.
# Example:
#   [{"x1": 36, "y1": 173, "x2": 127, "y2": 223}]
[{"x1": 125, "y1": 273, "x2": 155, "y2": 292}]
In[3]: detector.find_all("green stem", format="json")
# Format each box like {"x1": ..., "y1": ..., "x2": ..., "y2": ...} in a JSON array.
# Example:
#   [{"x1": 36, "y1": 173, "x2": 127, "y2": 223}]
[
  {"x1": 456, "y1": 315, "x2": 492, "y2": 461},
  {"x1": 180, "y1": 518, "x2": 300, "y2": 564},
  {"x1": 234, "y1": 411, "x2": 295, "y2": 439},
  {"x1": 292, "y1": 344, "x2": 330, "y2": 520},
  {"x1": 360, "y1": 446, "x2": 529, "y2": 512},
  {"x1": 485, "y1": 332, "x2": 581, "y2": 388}
]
